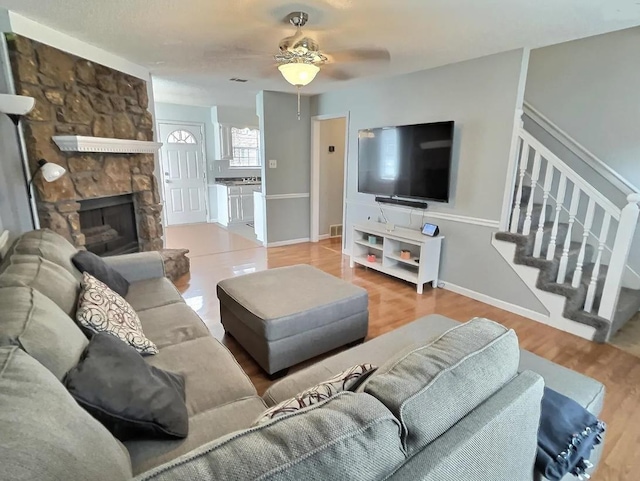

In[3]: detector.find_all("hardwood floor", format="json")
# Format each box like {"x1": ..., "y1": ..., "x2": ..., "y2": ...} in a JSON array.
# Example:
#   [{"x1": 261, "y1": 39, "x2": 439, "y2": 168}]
[{"x1": 173, "y1": 226, "x2": 639, "y2": 481}]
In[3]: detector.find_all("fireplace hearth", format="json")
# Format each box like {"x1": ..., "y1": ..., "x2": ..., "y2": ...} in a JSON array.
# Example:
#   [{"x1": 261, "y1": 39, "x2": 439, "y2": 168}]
[{"x1": 79, "y1": 195, "x2": 139, "y2": 256}]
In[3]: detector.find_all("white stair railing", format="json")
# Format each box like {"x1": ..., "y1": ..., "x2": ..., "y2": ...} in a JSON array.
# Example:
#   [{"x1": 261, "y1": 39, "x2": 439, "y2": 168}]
[
  {"x1": 598, "y1": 194, "x2": 640, "y2": 320},
  {"x1": 507, "y1": 127, "x2": 639, "y2": 324}
]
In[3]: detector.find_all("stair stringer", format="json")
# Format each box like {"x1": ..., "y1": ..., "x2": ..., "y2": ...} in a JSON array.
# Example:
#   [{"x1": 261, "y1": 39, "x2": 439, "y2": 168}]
[{"x1": 492, "y1": 235, "x2": 597, "y2": 341}]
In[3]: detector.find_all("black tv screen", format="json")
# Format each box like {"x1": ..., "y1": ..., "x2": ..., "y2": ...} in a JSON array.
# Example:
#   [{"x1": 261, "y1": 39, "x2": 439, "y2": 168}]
[{"x1": 358, "y1": 121, "x2": 454, "y2": 202}]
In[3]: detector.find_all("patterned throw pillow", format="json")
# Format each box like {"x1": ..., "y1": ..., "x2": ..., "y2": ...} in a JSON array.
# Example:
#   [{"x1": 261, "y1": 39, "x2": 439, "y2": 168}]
[
  {"x1": 254, "y1": 363, "x2": 377, "y2": 425},
  {"x1": 76, "y1": 272, "x2": 158, "y2": 355}
]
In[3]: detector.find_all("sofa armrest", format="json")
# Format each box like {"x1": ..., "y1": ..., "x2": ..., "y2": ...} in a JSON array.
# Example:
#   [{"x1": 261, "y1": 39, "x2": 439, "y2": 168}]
[{"x1": 102, "y1": 251, "x2": 165, "y2": 283}]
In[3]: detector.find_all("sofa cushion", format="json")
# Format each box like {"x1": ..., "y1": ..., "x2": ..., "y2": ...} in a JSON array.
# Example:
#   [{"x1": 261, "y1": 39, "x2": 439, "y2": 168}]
[
  {"x1": 0, "y1": 346, "x2": 131, "y2": 481},
  {"x1": 0, "y1": 286, "x2": 88, "y2": 379},
  {"x1": 126, "y1": 277, "x2": 184, "y2": 312},
  {"x1": 135, "y1": 392, "x2": 405, "y2": 481},
  {"x1": 363, "y1": 317, "x2": 520, "y2": 455},
  {"x1": 0, "y1": 254, "x2": 80, "y2": 316},
  {"x1": 76, "y1": 272, "x2": 158, "y2": 355},
  {"x1": 73, "y1": 250, "x2": 130, "y2": 297},
  {"x1": 146, "y1": 337, "x2": 257, "y2": 416},
  {"x1": 3, "y1": 229, "x2": 81, "y2": 279},
  {"x1": 126, "y1": 396, "x2": 268, "y2": 476},
  {"x1": 65, "y1": 333, "x2": 188, "y2": 441},
  {"x1": 138, "y1": 303, "x2": 210, "y2": 350},
  {"x1": 263, "y1": 314, "x2": 458, "y2": 406}
]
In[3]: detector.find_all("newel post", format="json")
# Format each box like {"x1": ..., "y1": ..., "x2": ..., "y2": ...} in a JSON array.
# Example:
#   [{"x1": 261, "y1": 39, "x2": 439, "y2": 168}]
[
  {"x1": 598, "y1": 193, "x2": 640, "y2": 321},
  {"x1": 499, "y1": 108, "x2": 525, "y2": 231}
]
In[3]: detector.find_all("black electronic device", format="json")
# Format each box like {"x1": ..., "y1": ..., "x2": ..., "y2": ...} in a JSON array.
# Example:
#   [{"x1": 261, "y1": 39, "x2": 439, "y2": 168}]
[
  {"x1": 375, "y1": 196, "x2": 428, "y2": 209},
  {"x1": 358, "y1": 121, "x2": 454, "y2": 203},
  {"x1": 421, "y1": 223, "x2": 439, "y2": 237}
]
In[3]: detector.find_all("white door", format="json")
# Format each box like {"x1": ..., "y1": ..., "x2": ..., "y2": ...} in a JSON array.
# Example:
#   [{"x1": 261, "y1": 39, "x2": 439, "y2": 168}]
[{"x1": 158, "y1": 123, "x2": 207, "y2": 226}]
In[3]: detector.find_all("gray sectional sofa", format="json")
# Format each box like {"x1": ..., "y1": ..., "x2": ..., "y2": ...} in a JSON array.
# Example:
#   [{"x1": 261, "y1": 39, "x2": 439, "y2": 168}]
[{"x1": 0, "y1": 230, "x2": 605, "y2": 481}]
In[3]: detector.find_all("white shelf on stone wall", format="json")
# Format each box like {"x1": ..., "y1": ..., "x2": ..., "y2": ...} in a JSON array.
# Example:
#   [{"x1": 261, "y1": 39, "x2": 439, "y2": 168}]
[{"x1": 52, "y1": 136, "x2": 163, "y2": 154}]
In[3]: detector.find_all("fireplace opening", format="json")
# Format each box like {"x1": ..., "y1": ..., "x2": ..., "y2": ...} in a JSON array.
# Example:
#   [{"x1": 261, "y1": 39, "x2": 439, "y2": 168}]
[{"x1": 79, "y1": 194, "x2": 140, "y2": 257}]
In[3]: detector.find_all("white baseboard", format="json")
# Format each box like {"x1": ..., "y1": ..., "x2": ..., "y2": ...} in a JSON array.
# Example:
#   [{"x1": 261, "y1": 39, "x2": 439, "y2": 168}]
[
  {"x1": 442, "y1": 281, "x2": 551, "y2": 324},
  {"x1": 267, "y1": 237, "x2": 310, "y2": 247},
  {"x1": 318, "y1": 234, "x2": 331, "y2": 240}
]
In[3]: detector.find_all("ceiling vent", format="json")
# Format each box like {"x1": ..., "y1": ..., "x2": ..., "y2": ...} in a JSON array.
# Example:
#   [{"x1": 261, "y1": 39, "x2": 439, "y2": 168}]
[{"x1": 229, "y1": 78, "x2": 248, "y2": 83}]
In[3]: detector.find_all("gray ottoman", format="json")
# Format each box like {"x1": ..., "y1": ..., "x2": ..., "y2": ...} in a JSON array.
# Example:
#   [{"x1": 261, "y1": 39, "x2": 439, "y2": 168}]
[{"x1": 217, "y1": 264, "x2": 369, "y2": 378}]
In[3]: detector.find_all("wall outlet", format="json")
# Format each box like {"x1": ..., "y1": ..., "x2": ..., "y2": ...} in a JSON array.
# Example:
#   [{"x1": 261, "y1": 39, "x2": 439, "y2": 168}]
[{"x1": 268, "y1": 159, "x2": 277, "y2": 169}]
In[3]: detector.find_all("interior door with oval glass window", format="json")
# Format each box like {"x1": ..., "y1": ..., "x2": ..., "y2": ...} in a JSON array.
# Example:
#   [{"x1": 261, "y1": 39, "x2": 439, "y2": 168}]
[{"x1": 158, "y1": 123, "x2": 207, "y2": 225}]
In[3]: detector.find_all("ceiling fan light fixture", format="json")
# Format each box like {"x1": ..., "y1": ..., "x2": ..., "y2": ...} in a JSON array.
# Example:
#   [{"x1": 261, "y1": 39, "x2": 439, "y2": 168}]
[{"x1": 278, "y1": 62, "x2": 319, "y2": 87}]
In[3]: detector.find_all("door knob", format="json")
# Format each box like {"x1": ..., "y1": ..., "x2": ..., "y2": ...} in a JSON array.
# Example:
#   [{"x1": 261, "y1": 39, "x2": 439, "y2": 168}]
[
  {"x1": 164, "y1": 172, "x2": 169, "y2": 176},
  {"x1": 165, "y1": 180, "x2": 172, "y2": 184}
]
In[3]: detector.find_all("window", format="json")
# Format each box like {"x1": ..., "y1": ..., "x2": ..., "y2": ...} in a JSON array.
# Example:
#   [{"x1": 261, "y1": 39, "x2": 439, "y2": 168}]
[
  {"x1": 230, "y1": 127, "x2": 261, "y2": 167},
  {"x1": 167, "y1": 129, "x2": 197, "y2": 144}
]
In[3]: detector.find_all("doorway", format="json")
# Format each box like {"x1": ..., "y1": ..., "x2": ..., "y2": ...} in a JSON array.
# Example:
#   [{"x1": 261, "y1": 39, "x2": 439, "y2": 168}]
[
  {"x1": 158, "y1": 122, "x2": 208, "y2": 226},
  {"x1": 310, "y1": 114, "x2": 349, "y2": 248}
]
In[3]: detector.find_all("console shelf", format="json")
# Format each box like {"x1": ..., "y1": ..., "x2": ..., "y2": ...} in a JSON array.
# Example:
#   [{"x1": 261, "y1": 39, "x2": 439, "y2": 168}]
[{"x1": 350, "y1": 222, "x2": 444, "y2": 294}]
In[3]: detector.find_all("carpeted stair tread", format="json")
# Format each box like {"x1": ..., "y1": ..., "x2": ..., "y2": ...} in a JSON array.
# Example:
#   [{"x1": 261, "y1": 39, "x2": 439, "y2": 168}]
[
  {"x1": 495, "y1": 224, "x2": 635, "y2": 342},
  {"x1": 496, "y1": 222, "x2": 570, "y2": 259},
  {"x1": 515, "y1": 203, "x2": 552, "y2": 233}
]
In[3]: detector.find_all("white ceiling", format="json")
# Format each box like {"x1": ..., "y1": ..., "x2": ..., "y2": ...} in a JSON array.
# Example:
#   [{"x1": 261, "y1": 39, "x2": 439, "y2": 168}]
[{"x1": 1, "y1": 0, "x2": 639, "y2": 107}]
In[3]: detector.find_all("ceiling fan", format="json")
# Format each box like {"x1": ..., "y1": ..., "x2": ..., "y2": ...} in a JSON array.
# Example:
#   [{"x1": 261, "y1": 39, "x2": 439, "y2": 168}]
[
  {"x1": 274, "y1": 12, "x2": 391, "y2": 87},
  {"x1": 274, "y1": 11, "x2": 390, "y2": 118}
]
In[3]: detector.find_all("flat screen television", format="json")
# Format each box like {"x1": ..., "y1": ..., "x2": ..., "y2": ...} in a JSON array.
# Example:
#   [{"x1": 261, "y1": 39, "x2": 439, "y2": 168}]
[{"x1": 358, "y1": 121, "x2": 454, "y2": 203}]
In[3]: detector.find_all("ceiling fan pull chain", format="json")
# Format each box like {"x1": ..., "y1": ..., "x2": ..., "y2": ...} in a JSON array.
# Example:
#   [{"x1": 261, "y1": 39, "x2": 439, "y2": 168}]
[{"x1": 297, "y1": 86, "x2": 301, "y2": 121}]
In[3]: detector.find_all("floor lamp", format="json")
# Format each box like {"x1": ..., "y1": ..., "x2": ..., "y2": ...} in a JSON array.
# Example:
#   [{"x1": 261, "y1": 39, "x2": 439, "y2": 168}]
[{"x1": 0, "y1": 93, "x2": 67, "y2": 229}]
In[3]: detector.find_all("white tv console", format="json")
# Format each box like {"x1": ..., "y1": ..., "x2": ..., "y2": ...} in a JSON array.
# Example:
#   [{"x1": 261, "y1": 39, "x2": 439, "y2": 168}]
[{"x1": 350, "y1": 222, "x2": 444, "y2": 294}]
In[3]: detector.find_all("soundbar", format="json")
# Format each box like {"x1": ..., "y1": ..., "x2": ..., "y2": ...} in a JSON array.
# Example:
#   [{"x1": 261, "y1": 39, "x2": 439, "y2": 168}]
[{"x1": 375, "y1": 196, "x2": 428, "y2": 209}]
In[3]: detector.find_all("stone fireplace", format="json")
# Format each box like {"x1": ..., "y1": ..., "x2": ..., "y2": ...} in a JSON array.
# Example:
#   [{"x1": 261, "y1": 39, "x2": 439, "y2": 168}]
[{"x1": 6, "y1": 34, "x2": 163, "y2": 252}]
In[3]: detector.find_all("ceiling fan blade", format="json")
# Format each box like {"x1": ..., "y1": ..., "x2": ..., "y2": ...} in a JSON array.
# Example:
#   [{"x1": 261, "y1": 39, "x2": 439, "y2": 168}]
[
  {"x1": 327, "y1": 48, "x2": 391, "y2": 63},
  {"x1": 322, "y1": 66, "x2": 353, "y2": 81}
]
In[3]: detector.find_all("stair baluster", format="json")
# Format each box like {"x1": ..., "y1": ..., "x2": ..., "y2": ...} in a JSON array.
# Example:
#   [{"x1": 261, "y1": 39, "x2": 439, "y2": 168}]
[
  {"x1": 572, "y1": 198, "x2": 596, "y2": 288},
  {"x1": 598, "y1": 194, "x2": 640, "y2": 320},
  {"x1": 546, "y1": 174, "x2": 568, "y2": 261},
  {"x1": 585, "y1": 213, "x2": 611, "y2": 312},
  {"x1": 522, "y1": 151, "x2": 542, "y2": 236},
  {"x1": 533, "y1": 161, "x2": 555, "y2": 257},
  {"x1": 510, "y1": 141, "x2": 530, "y2": 233},
  {"x1": 556, "y1": 184, "x2": 581, "y2": 284}
]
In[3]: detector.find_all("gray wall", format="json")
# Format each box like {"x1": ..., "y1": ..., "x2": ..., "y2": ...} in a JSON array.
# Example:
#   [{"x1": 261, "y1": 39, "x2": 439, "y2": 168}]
[
  {"x1": 526, "y1": 26, "x2": 640, "y2": 191},
  {"x1": 0, "y1": 36, "x2": 34, "y2": 240},
  {"x1": 311, "y1": 49, "x2": 547, "y2": 313},
  {"x1": 319, "y1": 117, "x2": 346, "y2": 236},
  {"x1": 258, "y1": 90, "x2": 311, "y2": 244}
]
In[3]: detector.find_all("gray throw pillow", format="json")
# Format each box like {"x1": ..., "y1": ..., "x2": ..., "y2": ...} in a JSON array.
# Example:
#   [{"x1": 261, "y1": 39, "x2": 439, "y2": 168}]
[
  {"x1": 73, "y1": 250, "x2": 130, "y2": 297},
  {"x1": 64, "y1": 333, "x2": 188, "y2": 441}
]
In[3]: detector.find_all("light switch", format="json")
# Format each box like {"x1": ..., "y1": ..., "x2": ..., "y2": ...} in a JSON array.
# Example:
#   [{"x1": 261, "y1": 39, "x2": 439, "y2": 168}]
[{"x1": 269, "y1": 159, "x2": 277, "y2": 169}]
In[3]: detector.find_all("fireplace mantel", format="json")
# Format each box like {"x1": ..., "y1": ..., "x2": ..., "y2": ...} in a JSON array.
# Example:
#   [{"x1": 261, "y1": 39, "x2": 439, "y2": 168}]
[{"x1": 53, "y1": 136, "x2": 163, "y2": 154}]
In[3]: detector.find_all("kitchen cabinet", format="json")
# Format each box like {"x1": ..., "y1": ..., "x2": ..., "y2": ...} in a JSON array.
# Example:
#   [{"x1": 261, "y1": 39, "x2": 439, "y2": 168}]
[{"x1": 215, "y1": 183, "x2": 261, "y2": 226}]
